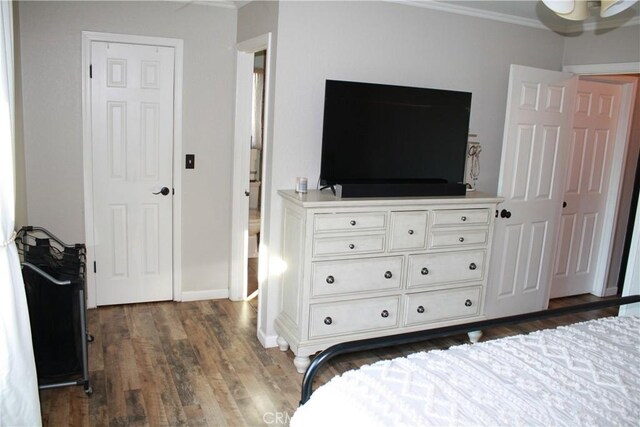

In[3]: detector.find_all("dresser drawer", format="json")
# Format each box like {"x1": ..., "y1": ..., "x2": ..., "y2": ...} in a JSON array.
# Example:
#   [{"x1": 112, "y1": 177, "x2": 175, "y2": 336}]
[
  {"x1": 314, "y1": 212, "x2": 386, "y2": 234},
  {"x1": 309, "y1": 296, "x2": 400, "y2": 339},
  {"x1": 407, "y1": 250, "x2": 485, "y2": 288},
  {"x1": 403, "y1": 286, "x2": 482, "y2": 327},
  {"x1": 431, "y1": 209, "x2": 491, "y2": 227},
  {"x1": 313, "y1": 234, "x2": 385, "y2": 257},
  {"x1": 389, "y1": 211, "x2": 428, "y2": 251},
  {"x1": 312, "y1": 257, "x2": 403, "y2": 298},
  {"x1": 429, "y1": 228, "x2": 488, "y2": 249}
]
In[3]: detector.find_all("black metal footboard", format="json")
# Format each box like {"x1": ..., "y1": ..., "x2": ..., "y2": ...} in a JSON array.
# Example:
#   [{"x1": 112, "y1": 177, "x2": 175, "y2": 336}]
[{"x1": 300, "y1": 295, "x2": 640, "y2": 405}]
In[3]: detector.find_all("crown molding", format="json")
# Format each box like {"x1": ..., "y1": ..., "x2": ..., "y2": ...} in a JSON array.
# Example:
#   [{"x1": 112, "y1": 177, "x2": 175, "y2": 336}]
[
  {"x1": 169, "y1": 0, "x2": 237, "y2": 9},
  {"x1": 389, "y1": 0, "x2": 547, "y2": 30}
]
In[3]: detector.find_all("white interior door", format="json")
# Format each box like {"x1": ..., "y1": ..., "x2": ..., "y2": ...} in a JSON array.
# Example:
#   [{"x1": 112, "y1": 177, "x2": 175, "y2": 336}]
[
  {"x1": 91, "y1": 41, "x2": 175, "y2": 305},
  {"x1": 551, "y1": 80, "x2": 622, "y2": 298},
  {"x1": 229, "y1": 50, "x2": 253, "y2": 301},
  {"x1": 485, "y1": 65, "x2": 577, "y2": 318}
]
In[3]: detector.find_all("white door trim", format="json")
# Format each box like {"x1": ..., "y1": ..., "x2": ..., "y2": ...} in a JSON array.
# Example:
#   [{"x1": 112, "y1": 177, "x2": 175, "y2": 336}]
[
  {"x1": 229, "y1": 33, "x2": 272, "y2": 302},
  {"x1": 81, "y1": 31, "x2": 184, "y2": 308},
  {"x1": 563, "y1": 62, "x2": 640, "y2": 75}
]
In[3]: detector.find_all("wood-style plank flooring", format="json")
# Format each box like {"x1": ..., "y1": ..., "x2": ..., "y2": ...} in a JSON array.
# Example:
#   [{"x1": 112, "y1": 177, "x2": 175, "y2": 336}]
[{"x1": 39, "y1": 294, "x2": 616, "y2": 426}]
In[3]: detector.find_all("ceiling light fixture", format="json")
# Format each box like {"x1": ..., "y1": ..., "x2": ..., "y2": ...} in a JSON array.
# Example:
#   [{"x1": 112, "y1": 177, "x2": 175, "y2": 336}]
[{"x1": 542, "y1": 0, "x2": 638, "y2": 20}]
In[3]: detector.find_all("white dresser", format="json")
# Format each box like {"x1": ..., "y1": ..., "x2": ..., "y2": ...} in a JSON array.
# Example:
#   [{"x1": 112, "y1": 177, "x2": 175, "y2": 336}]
[{"x1": 274, "y1": 190, "x2": 502, "y2": 373}]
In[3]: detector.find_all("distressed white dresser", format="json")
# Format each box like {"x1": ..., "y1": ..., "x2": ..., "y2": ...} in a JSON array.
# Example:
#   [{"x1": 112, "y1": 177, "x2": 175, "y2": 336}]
[{"x1": 274, "y1": 190, "x2": 502, "y2": 372}]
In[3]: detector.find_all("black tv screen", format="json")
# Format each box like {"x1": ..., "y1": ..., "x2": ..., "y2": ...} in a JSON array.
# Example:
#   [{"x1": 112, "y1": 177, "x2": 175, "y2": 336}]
[{"x1": 320, "y1": 80, "x2": 471, "y2": 186}]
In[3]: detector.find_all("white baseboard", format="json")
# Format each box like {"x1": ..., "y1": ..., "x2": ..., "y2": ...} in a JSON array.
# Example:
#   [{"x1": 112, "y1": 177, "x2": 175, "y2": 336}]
[
  {"x1": 258, "y1": 329, "x2": 278, "y2": 348},
  {"x1": 180, "y1": 288, "x2": 229, "y2": 302}
]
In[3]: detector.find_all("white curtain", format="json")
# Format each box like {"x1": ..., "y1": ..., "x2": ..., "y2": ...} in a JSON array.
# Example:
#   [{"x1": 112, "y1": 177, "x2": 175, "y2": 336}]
[{"x1": 0, "y1": 1, "x2": 42, "y2": 425}]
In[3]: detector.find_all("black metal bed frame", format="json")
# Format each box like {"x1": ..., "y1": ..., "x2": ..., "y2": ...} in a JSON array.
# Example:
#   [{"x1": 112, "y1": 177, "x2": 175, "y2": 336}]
[{"x1": 300, "y1": 294, "x2": 640, "y2": 405}]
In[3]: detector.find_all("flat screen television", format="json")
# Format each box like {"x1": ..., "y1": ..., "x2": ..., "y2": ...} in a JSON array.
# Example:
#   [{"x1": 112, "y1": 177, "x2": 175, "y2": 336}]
[{"x1": 320, "y1": 80, "x2": 472, "y2": 197}]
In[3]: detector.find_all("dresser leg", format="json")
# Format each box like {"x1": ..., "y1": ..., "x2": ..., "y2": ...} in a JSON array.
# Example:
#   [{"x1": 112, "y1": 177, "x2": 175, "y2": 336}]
[
  {"x1": 468, "y1": 330, "x2": 483, "y2": 343},
  {"x1": 276, "y1": 335, "x2": 289, "y2": 352},
  {"x1": 293, "y1": 356, "x2": 311, "y2": 374}
]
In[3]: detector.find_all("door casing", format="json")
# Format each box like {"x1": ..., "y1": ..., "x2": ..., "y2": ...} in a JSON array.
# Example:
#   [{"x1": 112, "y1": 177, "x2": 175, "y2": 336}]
[
  {"x1": 551, "y1": 76, "x2": 637, "y2": 298},
  {"x1": 81, "y1": 31, "x2": 184, "y2": 308},
  {"x1": 229, "y1": 33, "x2": 273, "y2": 302},
  {"x1": 562, "y1": 62, "x2": 640, "y2": 297}
]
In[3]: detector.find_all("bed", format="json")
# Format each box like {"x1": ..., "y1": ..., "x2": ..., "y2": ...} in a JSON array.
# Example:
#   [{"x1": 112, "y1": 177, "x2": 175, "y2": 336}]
[{"x1": 292, "y1": 297, "x2": 640, "y2": 427}]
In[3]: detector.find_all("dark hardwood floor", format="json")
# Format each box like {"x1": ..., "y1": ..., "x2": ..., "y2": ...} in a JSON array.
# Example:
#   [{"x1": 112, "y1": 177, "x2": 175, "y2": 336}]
[{"x1": 39, "y1": 294, "x2": 616, "y2": 426}]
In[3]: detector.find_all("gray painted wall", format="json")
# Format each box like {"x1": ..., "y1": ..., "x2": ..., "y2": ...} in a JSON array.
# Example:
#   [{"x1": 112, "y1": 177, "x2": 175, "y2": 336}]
[
  {"x1": 563, "y1": 24, "x2": 640, "y2": 66},
  {"x1": 14, "y1": 0, "x2": 640, "y2": 341},
  {"x1": 17, "y1": 1, "x2": 237, "y2": 294}
]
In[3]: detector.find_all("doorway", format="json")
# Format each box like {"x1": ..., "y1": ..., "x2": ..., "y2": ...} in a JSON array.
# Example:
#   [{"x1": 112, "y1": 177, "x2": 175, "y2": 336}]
[
  {"x1": 247, "y1": 50, "x2": 267, "y2": 302},
  {"x1": 485, "y1": 65, "x2": 637, "y2": 319},
  {"x1": 550, "y1": 76, "x2": 634, "y2": 298},
  {"x1": 229, "y1": 33, "x2": 272, "y2": 303}
]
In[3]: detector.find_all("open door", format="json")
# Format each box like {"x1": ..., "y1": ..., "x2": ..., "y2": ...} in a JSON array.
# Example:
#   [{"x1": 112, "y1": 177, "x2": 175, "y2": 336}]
[{"x1": 485, "y1": 65, "x2": 577, "y2": 318}]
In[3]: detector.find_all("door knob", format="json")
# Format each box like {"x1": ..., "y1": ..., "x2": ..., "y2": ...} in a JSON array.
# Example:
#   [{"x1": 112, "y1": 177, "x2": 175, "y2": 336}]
[
  {"x1": 563, "y1": 201, "x2": 567, "y2": 208},
  {"x1": 245, "y1": 190, "x2": 250, "y2": 197},
  {"x1": 500, "y1": 209, "x2": 512, "y2": 219},
  {"x1": 153, "y1": 187, "x2": 170, "y2": 196}
]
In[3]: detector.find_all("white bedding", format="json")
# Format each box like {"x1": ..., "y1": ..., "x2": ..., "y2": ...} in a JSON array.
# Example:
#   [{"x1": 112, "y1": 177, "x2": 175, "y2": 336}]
[{"x1": 292, "y1": 316, "x2": 640, "y2": 427}]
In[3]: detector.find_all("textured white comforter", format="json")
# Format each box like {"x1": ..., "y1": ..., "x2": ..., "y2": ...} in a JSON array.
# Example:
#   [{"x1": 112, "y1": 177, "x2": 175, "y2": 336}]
[{"x1": 292, "y1": 316, "x2": 640, "y2": 427}]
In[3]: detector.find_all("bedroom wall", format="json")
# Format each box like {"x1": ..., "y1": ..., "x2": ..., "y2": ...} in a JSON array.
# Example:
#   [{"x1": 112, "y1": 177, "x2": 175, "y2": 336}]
[
  {"x1": 12, "y1": 4, "x2": 27, "y2": 229},
  {"x1": 562, "y1": 24, "x2": 640, "y2": 66},
  {"x1": 258, "y1": 0, "x2": 566, "y2": 343},
  {"x1": 17, "y1": 1, "x2": 237, "y2": 296}
]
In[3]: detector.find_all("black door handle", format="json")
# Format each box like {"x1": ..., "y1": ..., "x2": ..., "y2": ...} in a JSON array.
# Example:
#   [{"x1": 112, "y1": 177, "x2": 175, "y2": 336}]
[
  {"x1": 563, "y1": 201, "x2": 567, "y2": 208},
  {"x1": 500, "y1": 209, "x2": 512, "y2": 219},
  {"x1": 153, "y1": 187, "x2": 170, "y2": 196}
]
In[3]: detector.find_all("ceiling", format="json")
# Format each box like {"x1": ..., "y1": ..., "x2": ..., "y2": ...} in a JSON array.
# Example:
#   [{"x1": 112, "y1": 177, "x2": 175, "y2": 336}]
[
  {"x1": 435, "y1": 0, "x2": 640, "y2": 29},
  {"x1": 226, "y1": 0, "x2": 640, "y2": 33}
]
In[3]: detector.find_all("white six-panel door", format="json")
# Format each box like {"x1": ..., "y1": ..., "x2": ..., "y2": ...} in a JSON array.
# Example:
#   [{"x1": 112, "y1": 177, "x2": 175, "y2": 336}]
[
  {"x1": 485, "y1": 65, "x2": 577, "y2": 318},
  {"x1": 91, "y1": 41, "x2": 175, "y2": 305},
  {"x1": 550, "y1": 80, "x2": 622, "y2": 298}
]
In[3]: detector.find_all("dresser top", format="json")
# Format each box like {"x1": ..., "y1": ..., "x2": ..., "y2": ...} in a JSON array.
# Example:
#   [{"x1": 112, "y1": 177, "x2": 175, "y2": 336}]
[{"x1": 278, "y1": 190, "x2": 503, "y2": 208}]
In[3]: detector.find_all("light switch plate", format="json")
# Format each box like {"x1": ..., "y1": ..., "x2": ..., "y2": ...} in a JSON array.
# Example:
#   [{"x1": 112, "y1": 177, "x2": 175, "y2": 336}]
[{"x1": 186, "y1": 154, "x2": 195, "y2": 169}]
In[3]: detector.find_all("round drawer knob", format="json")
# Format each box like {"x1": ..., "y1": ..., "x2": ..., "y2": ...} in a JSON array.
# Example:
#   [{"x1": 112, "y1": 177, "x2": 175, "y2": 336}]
[
  {"x1": 324, "y1": 317, "x2": 333, "y2": 325},
  {"x1": 461, "y1": 216, "x2": 467, "y2": 222},
  {"x1": 408, "y1": 229, "x2": 414, "y2": 235},
  {"x1": 326, "y1": 275, "x2": 335, "y2": 284},
  {"x1": 417, "y1": 305, "x2": 425, "y2": 314},
  {"x1": 469, "y1": 263, "x2": 477, "y2": 270},
  {"x1": 465, "y1": 299, "x2": 473, "y2": 307},
  {"x1": 350, "y1": 220, "x2": 356, "y2": 226},
  {"x1": 421, "y1": 267, "x2": 429, "y2": 275},
  {"x1": 459, "y1": 237, "x2": 465, "y2": 242},
  {"x1": 381, "y1": 310, "x2": 389, "y2": 318},
  {"x1": 384, "y1": 271, "x2": 393, "y2": 279},
  {"x1": 348, "y1": 243, "x2": 355, "y2": 250}
]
